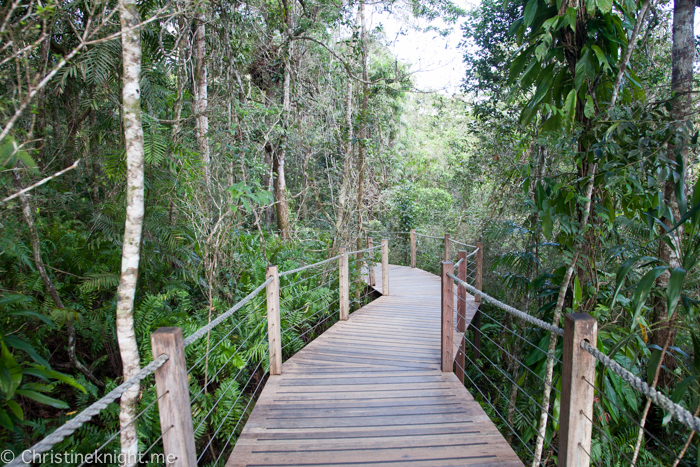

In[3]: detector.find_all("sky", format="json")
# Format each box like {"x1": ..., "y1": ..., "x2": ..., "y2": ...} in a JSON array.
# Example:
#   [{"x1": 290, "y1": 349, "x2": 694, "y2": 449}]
[{"x1": 371, "y1": 0, "x2": 478, "y2": 95}]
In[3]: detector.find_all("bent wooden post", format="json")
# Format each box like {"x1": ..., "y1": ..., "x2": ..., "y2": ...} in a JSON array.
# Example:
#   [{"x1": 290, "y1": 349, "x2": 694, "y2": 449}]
[
  {"x1": 441, "y1": 261, "x2": 454, "y2": 373},
  {"x1": 152, "y1": 327, "x2": 197, "y2": 467},
  {"x1": 266, "y1": 265, "x2": 282, "y2": 375},
  {"x1": 559, "y1": 313, "x2": 597, "y2": 467},
  {"x1": 381, "y1": 239, "x2": 389, "y2": 296},
  {"x1": 339, "y1": 246, "x2": 349, "y2": 320}
]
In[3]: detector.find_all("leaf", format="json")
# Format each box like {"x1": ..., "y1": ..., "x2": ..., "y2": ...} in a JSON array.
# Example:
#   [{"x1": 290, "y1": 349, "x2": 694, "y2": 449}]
[
  {"x1": 524, "y1": 0, "x2": 538, "y2": 27},
  {"x1": 563, "y1": 89, "x2": 576, "y2": 121},
  {"x1": 584, "y1": 95, "x2": 595, "y2": 118},
  {"x1": 691, "y1": 177, "x2": 700, "y2": 229},
  {"x1": 573, "y1": 276, "x2": 582, "y2": 310},
  {"x1": 542, "y1": 211, "x2": 553, "y2": 239},
  {"x1": 6, "y1": 400, "x2": 23, "y2": 420},
  {"x1": 596, "y1": 0, "x2": 613, "y2": 14},
  {"x1": 666, "y1": 267, "x2": 686, "y2": 318},
  {"x1": 565, "y1": 7, "x2": 577, "y2": 32},
  {"x1": 631, "y1": 267, "x2": 668, "y2": 327},
  {"x1": 611, "y1": 256, "x2": 656, "y2": 307},
  {"x1": 15, "y1": 389, "x2": 69, "y2": 409},
  {"x1": 647, "y1": 348, "x2": 662, "y2": 385},
  {"x1": 2, "y1": 336, "x2": 51, "y2": 369},
  {"x1": 0, "y1": 409, "x2": 12, "y2": 430},
  {"x1": 8, "y1": 311, "x2": 55, "y2": 328},
  {"x1": 676, "y1": 151, "x2": 687, "y2": 216}
]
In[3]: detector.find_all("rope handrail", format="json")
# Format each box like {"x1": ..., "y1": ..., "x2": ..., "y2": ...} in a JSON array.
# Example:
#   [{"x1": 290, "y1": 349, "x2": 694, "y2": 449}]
[
  {"x1": 447, "y1": 272, "x2": 564, "y2": 337},
  {"x1": 278, "y1": 254, "x2": 343, "y2": 277},
  {"x1": 448, "y1": 238, "x2": 477, "y2": 249},
  {"x1": 183, "y1": 277, "x2": 272, "y2": 346},
  {"x1": 414, "y1": 233, "x2": 443, "y2": 240},
  {"x1": 8, "y1": 354, "x2": 170, "y2": 467},
  {"x1": 464, "y1": 247, "x2": 479, "y2": 259},
  {"x1": 580, "y1": 340, "x2": 700, "y2": 434},
  {"x1": 363, "y1": 230, "x2": 410, "y2": 234},
  {"x1": 348, "y1": 245, "x2": 382, "y2": 256}
]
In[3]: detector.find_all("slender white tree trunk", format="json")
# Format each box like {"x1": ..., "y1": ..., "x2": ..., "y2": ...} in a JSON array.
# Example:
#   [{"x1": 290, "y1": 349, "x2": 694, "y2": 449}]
[{"x1": 117, "y1": 0, "x2": 145, "y2": 463}]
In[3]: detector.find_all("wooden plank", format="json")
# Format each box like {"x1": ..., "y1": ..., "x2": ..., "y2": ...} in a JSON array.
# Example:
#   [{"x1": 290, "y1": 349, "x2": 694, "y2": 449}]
[{"x1": 226, "y1": 264, "x2": 523, "y2": 467}]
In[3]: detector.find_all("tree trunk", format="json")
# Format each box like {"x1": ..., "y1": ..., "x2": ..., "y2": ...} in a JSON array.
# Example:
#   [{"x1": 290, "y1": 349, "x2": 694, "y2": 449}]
[
  {"x1": 355, "y1": 0, "x2": 369, "y2": 240},
  {"x1": 194, "y1": 11, "x2": 211, "y2": 194},
  {"x1": 117, "y1": 0, "x2": 146, "y2": 462},
  {"x1": 650, "y1": 0, "x2": 693, "y2": 388},
  {"x1": 172, "y1": 15, "x2": 187, "y2": 140},
  {"x1": 275, "y1": 48, "x2": 291, "y2": 239}
]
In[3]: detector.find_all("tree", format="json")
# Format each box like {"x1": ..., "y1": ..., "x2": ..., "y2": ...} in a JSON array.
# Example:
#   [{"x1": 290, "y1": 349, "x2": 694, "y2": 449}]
[{"x1": 115, "y1": 0, "x2": 146, "y2": 461}]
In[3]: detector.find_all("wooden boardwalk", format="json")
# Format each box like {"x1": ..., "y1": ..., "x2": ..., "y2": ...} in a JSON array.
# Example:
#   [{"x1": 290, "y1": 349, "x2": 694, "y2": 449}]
[{"x1": 227, "y1": 265, "x2": 524, "y2": 467}]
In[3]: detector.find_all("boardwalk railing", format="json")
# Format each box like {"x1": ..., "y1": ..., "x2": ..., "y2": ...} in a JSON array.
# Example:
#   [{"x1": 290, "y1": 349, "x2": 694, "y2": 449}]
[
  {"x1": 11, "y1": 232, "x2": 700, "y2": 467},
  {"x1": 6, "y1": 241, "x2": 386, "y2": 467},
  {"x1": 443, "y1": 262, "x2": 700, "y2": 467}
]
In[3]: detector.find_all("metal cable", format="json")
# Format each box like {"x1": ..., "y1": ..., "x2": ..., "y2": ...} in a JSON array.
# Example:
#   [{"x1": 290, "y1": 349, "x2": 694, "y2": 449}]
[
  {"x1": 76, "y1": 391, "x2": 167, "y2": 467},
  {"x1": 282, "y1": 313, "x2": 336, "y2": 351},
  {"x1": 194, "y1": 342, "x2": 267, "y2": 418},
  {"x1": 197, "y1": 360, "x2": 265, "y2": 463},
  {"x1": 581, "y1": 376, "x2": 694, "y2": 466},
  {"x1": 190, "y1": 322, "x2": 267, "y2": 404},
  {"x1": 580, "y1": 410, "x2": 639, "y2": 466},
  {"x1": 479, "y1": 307, "x2": 561, "y2": 364},
  {"x1": 280, "y1": 267, "x2": 332, "y2": 289},
  {"x1": 453, "y1": 340, "x2": 559, "y2": 456},
  {"x1": 187, "y1": 301, "x2": 265, "y2": 373},
  {"x1": 448, "y1": 272, "x2": 564, "y2": 337},
  {"x1": 282, "y1": 301, "x2": 335, "y2": 338},
  {"x1": 281, "y1": 287, "x2": 337, "y2": 320},
  {"x1": 280, "y1": 276, "x2": 336, "y2": 309},
  {"x1": 184, "y1": 278, "x2": 272, "y2": 347},
  {"x1": 137, "y1": 425, "x2": 172, "y2": 464},
  {"x1": 581, "y1": 340, "x2": 700, "y2": 434},
  {"x1": 452, "y1": 326, "x2": 561, "y2": 411},
  {"x1": 459, "y1": 352, "x2": 546, "y2": 467},
  {"x1": 8, "y1": 354, "x2": 169, "y2": 467},
  {"x1": 213, "y1": 368, "x2": 268, "y2": 466}
]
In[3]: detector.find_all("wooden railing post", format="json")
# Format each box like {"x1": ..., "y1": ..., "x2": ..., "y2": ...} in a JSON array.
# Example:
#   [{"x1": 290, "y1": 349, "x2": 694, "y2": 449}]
[
  {"x1": 339, "y1": 246, "x2": 349, "y2": 320},
  {"x1": 455, "y1": 251, "x2": 467, "y2": 383},
  {"x1": 151, "y1": 327, "x2": 197, "y2": 467},
  {"x1": 473, "y1": 242, "x2": 483, "y2": 359},
  {"x1": 367, "y1": 238, "x2": 376, "y2": 286},
  {"x1": 266, "y1": 265, "x2": 282, "y2": 375},
  {"x1": 410, "y1": 229, "x2": 416, "y2": 268},
  {"x1": 443, "y1": 233, "x2": 450, "y2": 262},
  {"x1": 441, "y1": 261, "x2": 454, "y2": 373},
  {"x1": 381, "y1": 239, "x2": 389, "y2": 296},
  {"x1": 559, "y1": 313, "x2": 597, "y2": 467}
]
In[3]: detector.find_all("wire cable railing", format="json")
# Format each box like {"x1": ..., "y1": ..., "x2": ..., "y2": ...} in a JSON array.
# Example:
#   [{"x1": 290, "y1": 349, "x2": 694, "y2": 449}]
[{"x1": 444, "y1": 256, "x2": 700, "y2": 467}]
